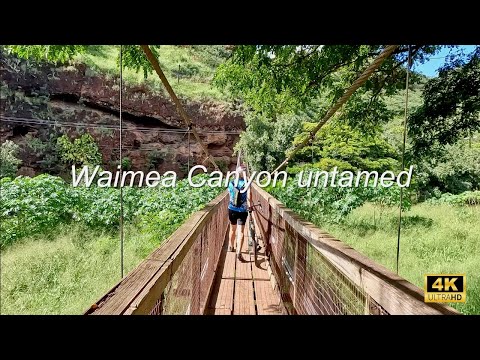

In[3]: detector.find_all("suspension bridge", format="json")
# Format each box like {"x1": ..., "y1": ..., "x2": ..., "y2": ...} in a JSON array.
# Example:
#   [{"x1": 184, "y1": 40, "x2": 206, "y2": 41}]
[
  {"x1": 85, "y1": 183, "x2": 458, "y2": 315},
  {"x1": 83, "y1": 45, "x2": 459, "y2": 315}
]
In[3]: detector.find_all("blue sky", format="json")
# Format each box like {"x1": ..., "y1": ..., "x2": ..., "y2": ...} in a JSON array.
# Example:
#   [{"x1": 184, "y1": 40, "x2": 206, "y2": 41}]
[{"x1": 414, "y1": 45, "x2": 477, "y2": 77}]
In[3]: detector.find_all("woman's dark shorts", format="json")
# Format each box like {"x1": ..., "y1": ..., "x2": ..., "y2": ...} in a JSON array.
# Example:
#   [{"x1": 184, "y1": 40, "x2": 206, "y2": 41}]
[{"x1": 228, "y1": 209, "x2": 248, "y2": 225}]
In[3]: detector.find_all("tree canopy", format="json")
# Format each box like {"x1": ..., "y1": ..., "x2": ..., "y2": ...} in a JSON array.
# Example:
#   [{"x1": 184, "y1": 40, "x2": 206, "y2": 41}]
[
  {"x1": 213, "y1": 45, "x2": 441, "y2": 122},
  {"x1": 290, "y1": 122, "x2": 399, "y2": 173},
  {"x1": 409, "y1": 47, "x2": 480, "y2": 157}
]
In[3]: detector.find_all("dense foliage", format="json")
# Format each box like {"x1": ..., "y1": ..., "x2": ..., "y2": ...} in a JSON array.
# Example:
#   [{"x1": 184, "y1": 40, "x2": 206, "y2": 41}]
[
  {"x1": 234, "y1": 112, "x2": 304, "y2": 171},
  {"x1": 426, "y1": 190, "x2": 480, "y2": 206},
  {"x1": 409, "y1": 47, "x2": 480, "y2": 157},
  {"x1": 0, "y1": 140, "x2": 22, "y2": 178},
  {"x1": 25, "y1": 133, "x2": 63, "y2": 174},
  {"x1": 266, "y1": 168, "x2": 412, "y2": 224},
  {"x1": 3, "y1": 45, "x2": 89, "y2": 64},
  {"x1": 214, "y1": 45, "x2": 439, "y2": 120},
  {"x1": 57, "y1": 134, "x2": 102, "y2": 167},
  {"x1": 290, "y1": 122, "x2": 399, "y2": 173},
  {"x1": 0, "y1": 174, "x2": 223, "y2": 248},
  {"x1": 3, "y1": 45, "x2": 154, "y2": 75},
  {"x1": 415, "y1": 143, "x2": 480, "y2": 196},
  {"x1": 2, "y1": 45, "x2": 231, "y2": 84}
]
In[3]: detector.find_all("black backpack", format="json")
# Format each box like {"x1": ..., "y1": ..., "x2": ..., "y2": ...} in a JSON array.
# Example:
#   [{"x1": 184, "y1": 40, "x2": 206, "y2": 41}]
[{"x1": 231, "y1": 181, "x2": 245, "y2": 207}]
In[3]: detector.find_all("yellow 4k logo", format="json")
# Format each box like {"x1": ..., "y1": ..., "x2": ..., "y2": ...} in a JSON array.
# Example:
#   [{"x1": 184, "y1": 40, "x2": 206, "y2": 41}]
[
  {"x1": 425, "y1": 274, "x2": 466, "y2": 303},
  {"x1": 432, "y1": 277, "x2": 458, "y2": 291}
]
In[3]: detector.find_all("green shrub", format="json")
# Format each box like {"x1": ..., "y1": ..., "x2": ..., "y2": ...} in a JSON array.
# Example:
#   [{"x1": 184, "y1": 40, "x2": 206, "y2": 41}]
[
  {"x1": 0, "y1": 173, "x2": 223, "y2": 248},
  {"x1": 57, "y1": 134, "x2": 102, "y2": 167},
  {"x1": 121, "y1": 157, "x2": 132, "y2": 170},
  {"x1": 427, "y1": 191, "x2": 480, "y2": 206},
  {"x1": 147, "y1": 150, "x2": 163, "y2": 170},
  {"x1": 267, "y1": 166, "x2": 411, "y2": 224},
  {"x1": 0, "y1": 140, "x2": 22, "y2": 178},
  {"x1": 0, "y1": 175, "x2": 74, "y2": 246},
  {"x1": 26, "y1": 134, "x2": 62, "y2": 174}
]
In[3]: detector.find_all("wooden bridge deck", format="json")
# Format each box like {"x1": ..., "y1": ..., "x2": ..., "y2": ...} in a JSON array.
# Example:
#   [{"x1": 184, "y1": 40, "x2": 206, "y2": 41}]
[{"x1": 206, "y1": 218, "x2": 284, "y2": 315}]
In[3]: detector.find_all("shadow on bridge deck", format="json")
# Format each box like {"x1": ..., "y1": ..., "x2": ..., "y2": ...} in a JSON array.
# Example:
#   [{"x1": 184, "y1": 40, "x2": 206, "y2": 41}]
[{"x1": 206, "y1": 218, "x2": 285, "y2": 315}]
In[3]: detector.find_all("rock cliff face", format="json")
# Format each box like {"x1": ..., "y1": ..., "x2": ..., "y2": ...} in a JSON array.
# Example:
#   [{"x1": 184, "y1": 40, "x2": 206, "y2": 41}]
[{"x1": 0, "y1": 52, "x2": 244, "y2": 177}]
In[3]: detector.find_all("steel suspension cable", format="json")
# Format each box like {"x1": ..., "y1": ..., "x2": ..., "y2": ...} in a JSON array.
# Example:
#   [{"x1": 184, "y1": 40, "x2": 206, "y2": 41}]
[
  {"x1": 140, "y1": 45, "x2": 220, "y2": 171},
  {"x1": 0, "y1": 116, "x2": 242, "y2": 134},
  {"x1": 396, "y1": 45, "x2": 412, "y2": 274},
  {"x1": 271, "y1": 45, "x2": 399, "y2": 174},
  {"x1": 119, "y1": 45, "x2": 125, "y2": 279}
]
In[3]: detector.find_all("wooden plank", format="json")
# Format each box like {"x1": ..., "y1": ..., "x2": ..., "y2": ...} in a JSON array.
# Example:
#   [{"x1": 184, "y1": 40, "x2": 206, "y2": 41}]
[
  {"x1": 233, "y1": 280, "x2": 256, "y2": 315},
  {"x1": 170, "y1": 195, "x2": 228, "y2": 274},
  {"x1": 221, "y1": 251, "x2": 237, "y2": 279},
  {"x1": 254, "y1": 280, "x2": 283, "y2": 315},
  {"x1": 146, "y1": 211, "x2": 206, "y2": 263},
  {"x1": 208, "y1": 279, "x2": 234, "y2": 310},
  {"x1": 206, "y1": 308, "x2": 231, "y2": 315},
  {"x1": 214, "y1": 308, "x2": 232, "y2": 315},
  {"x1": 304, "y1": 227, "x2": 459, "y2": 315},
  {"x1": 251, "y1": 254, "x2": 271, "y2": 281},
  {"x1": 235, "y1": 251, "x2": 252, "y2": 280},
  {"x1": 201, "y1": 225, "x2": 230, "y2": 314},
  {"x1": 94, "y1": 225, "x2": 200, "y2": 315},
  {"x1": 251, "y1": 184, "x2": 459, "y2": 315},
  {"x1": 147, "y1": 191, "x2": 228, "y2": 264},
  {"x1": 243, "y1": 230, "x2": 250, "y2": 253}
]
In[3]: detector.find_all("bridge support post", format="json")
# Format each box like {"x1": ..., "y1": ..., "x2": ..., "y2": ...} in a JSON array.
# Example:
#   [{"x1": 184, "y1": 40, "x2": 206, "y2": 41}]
[
  {"x1": 293, "y1": 233, "x2": 307, "y2": 314},
  {"x1": 191, "y1": 235, "x2": 201, "y2": 315}
]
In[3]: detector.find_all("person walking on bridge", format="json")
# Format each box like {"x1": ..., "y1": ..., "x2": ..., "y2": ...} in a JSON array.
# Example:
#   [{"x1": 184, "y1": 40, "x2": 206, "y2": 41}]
[{"x1": 227, "y1": 164, "x2": 252, "y2": 261}]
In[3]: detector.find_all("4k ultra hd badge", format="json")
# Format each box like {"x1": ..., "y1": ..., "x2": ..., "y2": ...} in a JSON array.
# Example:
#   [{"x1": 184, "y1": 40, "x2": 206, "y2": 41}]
[{"x1": 424, "y1": 274, "x2": 466, "y2": 303}]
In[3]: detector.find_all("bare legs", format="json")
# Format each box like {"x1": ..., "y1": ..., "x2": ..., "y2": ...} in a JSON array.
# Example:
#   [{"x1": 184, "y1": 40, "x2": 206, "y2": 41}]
[
  {"x1": 237, "y1": 224, "x2": 245, "y2": 255},
  {"x1": 228, "y1": 223, "x2": 246, "y2": 256},
  {"x1": 229, "y1": 223, "x2": 237, "y2": 251}
]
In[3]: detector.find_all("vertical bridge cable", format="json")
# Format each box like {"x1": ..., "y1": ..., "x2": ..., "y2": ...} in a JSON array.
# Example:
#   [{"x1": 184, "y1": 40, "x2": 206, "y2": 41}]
[
  {"x1": 187, "y1": 126, "x2": 191, "y2": 173},
  {"x1": 396, "y1": 45, "x2": 412, "y2": 274},
  {"x1": 119, "y1": 45, "x2": 125, "y2": 279}
]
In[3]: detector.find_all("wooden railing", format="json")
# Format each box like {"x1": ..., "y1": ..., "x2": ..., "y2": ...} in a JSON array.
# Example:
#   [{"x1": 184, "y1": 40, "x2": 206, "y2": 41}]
[
  {"x1": 250, "y1": 184, "x2": 459, "y2": 315},
  {"x1": 85, "y1": 191, "x2": 229, "y2": 315}
]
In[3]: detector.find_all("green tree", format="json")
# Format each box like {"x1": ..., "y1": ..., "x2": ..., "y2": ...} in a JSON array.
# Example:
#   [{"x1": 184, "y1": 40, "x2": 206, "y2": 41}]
[
  {"x1": 409, "y1": 47, "x2": 480, "y2": 157},
  {"x1": 214, "y1": 45, "x2": 441, "y2": 123},
  {"x1": 415, "y1": 142, "x2": 480, "y2": 197},
  {"x1": 2, "y1": 45, "x2": 89, "y2": 64},
  {"x1": 290, "y1": 122, "x2": 399, "y2": 173},
  {"x1": 234, "y1": 112, "x2": 304, "y2": 171},
  {"x1": 213, "y1": 45, "x2": 451, "y2": 172},
  {"x1": 57, "y1": 134, "x2": 102, "y2": 167},
  {"x1": 26, "y1": 133, "x2": 62, "y2": 174},
  {"x1": 0, "y1": 140, "x2": 22, "y2": 178}
]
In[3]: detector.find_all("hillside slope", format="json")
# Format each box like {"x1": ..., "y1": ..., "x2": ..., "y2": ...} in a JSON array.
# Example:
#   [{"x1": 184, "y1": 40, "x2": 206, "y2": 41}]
[{"x1": 0, "y1": 46, "x2": 244, "y2": 177}]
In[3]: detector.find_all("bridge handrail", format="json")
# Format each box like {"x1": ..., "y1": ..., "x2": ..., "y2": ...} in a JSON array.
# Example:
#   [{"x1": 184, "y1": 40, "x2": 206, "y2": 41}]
[
  {"x1": 251, "y1": 184, "x2": 459, "y2": 315},
  {"x1": 85, "y1": 191, "x2": 229, "y2": 315}
]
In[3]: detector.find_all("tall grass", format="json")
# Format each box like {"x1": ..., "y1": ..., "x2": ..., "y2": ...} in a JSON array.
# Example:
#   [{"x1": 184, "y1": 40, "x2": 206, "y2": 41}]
[
  {"x1": 0, "y1": 222, "x2": 178, "y2": 315},
  {"x1": 76, "y1": 45, "x2": 226, "y2": 102},
  {"x1": 324, "y1": 203, "x2": 480, "y2": 315},
  {"x1": 0, "y1": 174, "x2": 223, "y2": 314}
]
